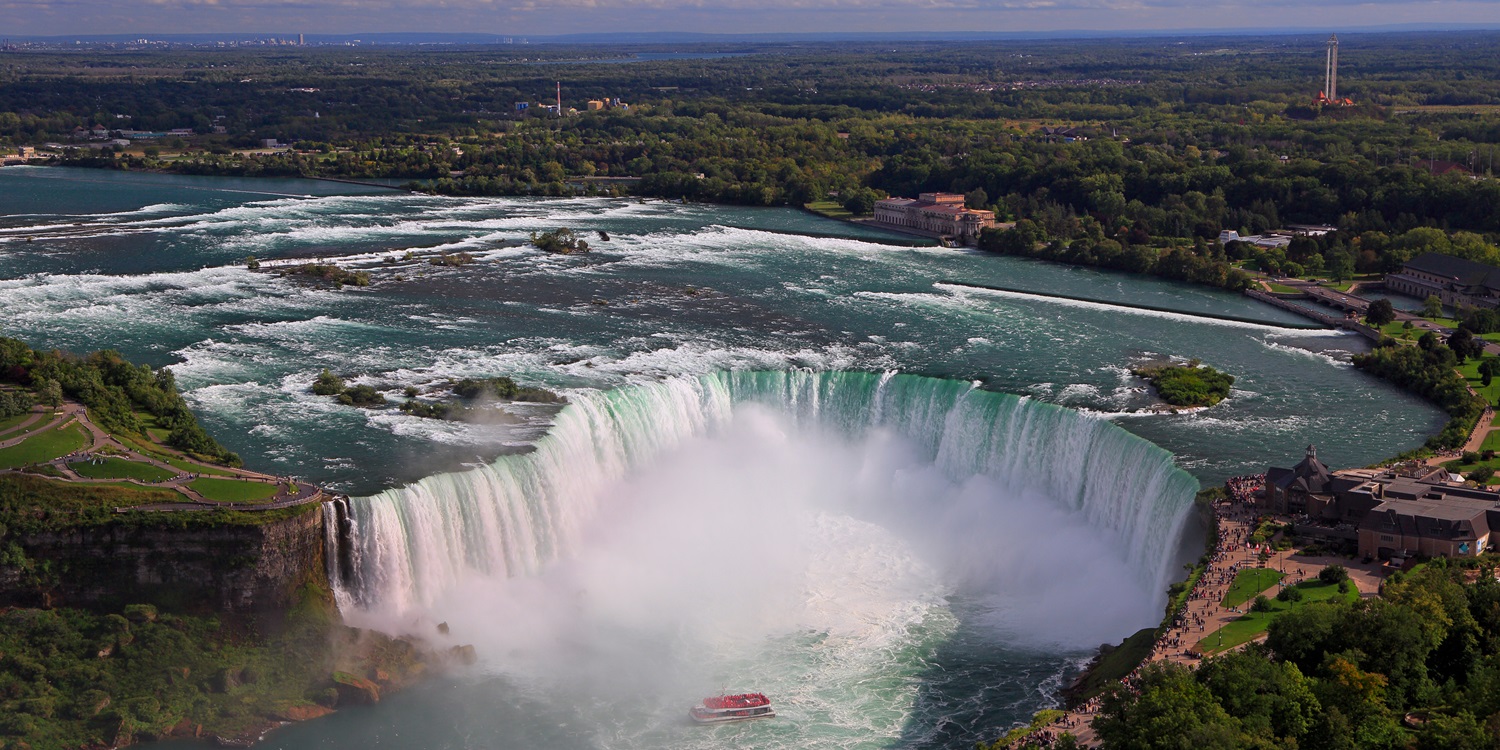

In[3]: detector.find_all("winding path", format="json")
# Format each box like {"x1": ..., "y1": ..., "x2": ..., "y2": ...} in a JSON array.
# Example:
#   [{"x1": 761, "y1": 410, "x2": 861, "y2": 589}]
[{"x1": 0, "y1": 399, "x2": 323, "y2": 512}]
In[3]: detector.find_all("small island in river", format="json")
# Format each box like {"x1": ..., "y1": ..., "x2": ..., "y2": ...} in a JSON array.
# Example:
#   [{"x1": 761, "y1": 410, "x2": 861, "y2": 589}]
[{"x1": 1133, "y1": 360, "x2": 1235, "y2": 408}]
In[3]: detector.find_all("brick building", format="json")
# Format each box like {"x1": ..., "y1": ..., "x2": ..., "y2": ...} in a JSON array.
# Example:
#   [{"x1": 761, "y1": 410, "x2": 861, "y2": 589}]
[{"x1": 872, "y1": 193, "x2": 996, "y2": 245}]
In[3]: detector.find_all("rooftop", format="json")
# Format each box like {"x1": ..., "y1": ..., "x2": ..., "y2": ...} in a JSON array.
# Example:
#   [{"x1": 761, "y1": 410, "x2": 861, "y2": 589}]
[{"x1": 1402, "y1": 252, "x2": 1500, "y2": 292}]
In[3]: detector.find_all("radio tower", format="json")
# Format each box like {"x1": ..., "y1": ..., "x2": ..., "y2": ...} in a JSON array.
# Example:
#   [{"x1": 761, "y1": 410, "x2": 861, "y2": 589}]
[{"x1": 1324, "y1": 34, "x2": 1339, "y2": 102}]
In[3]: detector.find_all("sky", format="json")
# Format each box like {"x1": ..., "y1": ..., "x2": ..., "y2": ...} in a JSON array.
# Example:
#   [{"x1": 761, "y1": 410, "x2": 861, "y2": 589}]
[{"x1": 4, "y1": 0, "x2": 1499, "y2": 38}]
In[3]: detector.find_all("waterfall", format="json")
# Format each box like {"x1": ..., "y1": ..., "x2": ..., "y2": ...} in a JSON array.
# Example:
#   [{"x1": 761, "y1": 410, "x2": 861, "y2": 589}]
[{"x1": 333, "y1": 370, "x2": 1199, "y2": 620}]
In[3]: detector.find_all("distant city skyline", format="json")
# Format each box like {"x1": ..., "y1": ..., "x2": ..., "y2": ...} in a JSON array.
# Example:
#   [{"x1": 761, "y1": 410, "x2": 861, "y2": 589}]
[{"x1": 4, "y1": 0, "x2": 1499, "y2": 39}]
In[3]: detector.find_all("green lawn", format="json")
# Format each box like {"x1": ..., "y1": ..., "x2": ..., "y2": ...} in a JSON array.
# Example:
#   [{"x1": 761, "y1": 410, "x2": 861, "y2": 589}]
[
  {"x1": 804, "y1": 200, "x2": 854, "y2": 220},
  {"x1": 1199, "y1": 581, "x2": 1360, "y2": 655},
  {"x1": 188, "y1": 477, "x2": 280, "y2": 503},
  {"x1": 69, "y1": 456, "x2": 175, "y2": 483},
  {"x1": 1221, "y1": 567, "x2": 1286, "y2": 608},
  {"x1": 1378, "y1": 320, "x2": 1419, "y2": 341},
  {"x1": 1068, "y1": 627, "x2": 1156, "y2": 701},
  {"x1": 114, "y1": 431, "x2": 235, "y2": 476},
  {"x1": 0, "y1": 411, "x2": 37, "y2": 436},
  {"x1": 1266, "y1": 282, "x2": 1300, "y2": 294},
  {"x1": 0, "y1": 422, "x2": 90, "y2": 470},
  {"x1": 132, "y1": 410, "x2": 173, "y2": 443},
  {"x1": 1458, "y1": 355, "x2": 1500, "y2": 407}
]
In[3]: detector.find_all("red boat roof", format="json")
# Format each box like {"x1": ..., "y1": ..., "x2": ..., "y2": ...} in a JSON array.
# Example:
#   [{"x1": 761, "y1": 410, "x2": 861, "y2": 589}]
[{"x1": 702, "y1": 693, "x2": 770, "y2": 709}]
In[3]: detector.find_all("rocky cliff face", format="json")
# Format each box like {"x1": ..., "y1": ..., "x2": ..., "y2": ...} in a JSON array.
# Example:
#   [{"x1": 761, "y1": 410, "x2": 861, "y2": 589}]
[{"x1": 4, "y1": 504, "x2": 327, "y2": 613}]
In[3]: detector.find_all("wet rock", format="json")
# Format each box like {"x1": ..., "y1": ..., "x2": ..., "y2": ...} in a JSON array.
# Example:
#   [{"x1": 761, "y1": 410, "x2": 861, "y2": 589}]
[
  {"x1": 332, "y1": 671, "x2": 381, "y2": 705},
  {"x1": 448, "y1": 644, "x2": 477, "y2": 666},
  {"x1": 275, "y1": 703, "x2": 336, "y2": 722}
]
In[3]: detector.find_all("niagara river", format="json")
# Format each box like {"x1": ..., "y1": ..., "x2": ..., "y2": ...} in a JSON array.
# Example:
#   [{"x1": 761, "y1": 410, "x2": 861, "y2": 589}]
[{"x1": 0, "y1": 166, "x2": 1445, "y2": 749}]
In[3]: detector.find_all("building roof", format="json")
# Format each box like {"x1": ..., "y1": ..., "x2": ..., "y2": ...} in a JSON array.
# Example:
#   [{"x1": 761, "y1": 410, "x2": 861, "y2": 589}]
[
  {"x1": 1359, "y1": 495, "x2": 1495, "y2": 542},
  {"x1": 1403, "y1": 253, "x2": 1500, "y2": 292},
  {"x1": 1270, "y1": 445, "x2": 1333, "y2": 495},
  {"x1": 919, "y1": 205, "x2": 966, "y2": 216}
]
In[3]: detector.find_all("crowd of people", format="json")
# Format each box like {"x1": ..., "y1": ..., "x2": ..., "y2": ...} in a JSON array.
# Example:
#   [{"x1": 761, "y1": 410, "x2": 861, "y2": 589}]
[{"x1": 1005, "y1": 475, "x2": 1273, "y2": 749}]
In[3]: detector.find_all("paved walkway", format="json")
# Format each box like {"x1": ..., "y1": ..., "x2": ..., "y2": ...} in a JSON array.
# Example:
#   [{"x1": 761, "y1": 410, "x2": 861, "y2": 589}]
[
  {"x1": 0, "y1": 398, "x2": 322, "y2": 511},
  {"x1": 0, "y1": 406, "x2": 49, "y2": 442},
  {"x1": 0, "y1": 405, "x2": 70, "y2": 449},
  {"x1": 1009, "y1": 479, "x2": 1386, "y2": 749}
]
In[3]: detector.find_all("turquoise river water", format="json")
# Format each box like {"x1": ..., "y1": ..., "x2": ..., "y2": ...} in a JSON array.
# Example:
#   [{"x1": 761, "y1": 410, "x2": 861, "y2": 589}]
[{"x1": 0, "y1": 166, "x2": 1444, "y2": 749}]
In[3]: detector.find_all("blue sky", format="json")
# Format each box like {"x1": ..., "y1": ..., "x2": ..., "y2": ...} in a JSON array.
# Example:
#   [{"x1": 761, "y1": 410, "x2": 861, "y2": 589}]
[{"x1": 5, "y1": 0, "x2": 1499, "y2": 37}]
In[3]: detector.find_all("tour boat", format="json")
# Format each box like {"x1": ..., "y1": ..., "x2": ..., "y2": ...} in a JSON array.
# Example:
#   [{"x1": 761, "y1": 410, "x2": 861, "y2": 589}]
[{"x1": 689, "y1": 692, "x2": 775, "y2": 723}]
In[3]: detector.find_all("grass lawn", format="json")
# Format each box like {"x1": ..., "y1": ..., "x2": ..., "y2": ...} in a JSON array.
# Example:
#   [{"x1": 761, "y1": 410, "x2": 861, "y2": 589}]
[
  {"x1": 1068, "y1": 627, "x2": 1156, "y2": 701},
  {"x1": 1482, "y1": 432, "x2": 1500, "y2": 454},
  {"x1": 69, "y1": 456, "x2": 175, "y2": 483},
  {"x1": 0, "y1": 411, "x2": 38, "y2": 436},
  {"x1": 132, "y1": 410, "x2": 173, "y2": 443},
  {"x1": 188, "y1": 477, "x2": 280, "y2": 503},
  {"x1": 1378, "y1": 320, "x2": 1419, "y2": 341},
  {"x1": 114, "y1": 431, "x2": 235, "y2": 476},
  {"x1": 1266, "y1": 282, "x2": 1300, "y2": 294},
  {"x1": 1221, "y1": 567, "x2": 1286, "y2": 608},
  {"x1": 1322, "y1": 281, "x2": 1354, "y2": 292},
  {"x1": 1199, "y1": 581, "x2": 1360, "y2": 656},
  {"x1": 1458, "y1": 355, "x2": 1500, "y2": 407},
  {"x1": 804, "y1": 200, "x2": 854, "y2": 220},
  {"x1": 0, "y1": 422, "x2": 90, "y2": 470}
]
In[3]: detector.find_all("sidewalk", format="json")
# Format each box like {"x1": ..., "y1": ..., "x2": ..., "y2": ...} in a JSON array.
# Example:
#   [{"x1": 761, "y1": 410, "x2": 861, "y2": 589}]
[{"x1": 1010, "y1": 480, "x2": 1384, "y2": 749}]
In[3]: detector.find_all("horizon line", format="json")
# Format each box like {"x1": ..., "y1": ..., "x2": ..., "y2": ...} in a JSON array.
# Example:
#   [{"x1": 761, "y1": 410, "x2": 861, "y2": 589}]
[{"x1": 7, "y1": 24, "x2": 1500, "y2": 44}]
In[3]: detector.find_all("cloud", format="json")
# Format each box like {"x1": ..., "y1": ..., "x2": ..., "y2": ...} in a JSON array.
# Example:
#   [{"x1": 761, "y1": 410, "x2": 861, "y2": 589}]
[{"x1": 1, "y1": 0, "x2": 1497, "y2": 35}]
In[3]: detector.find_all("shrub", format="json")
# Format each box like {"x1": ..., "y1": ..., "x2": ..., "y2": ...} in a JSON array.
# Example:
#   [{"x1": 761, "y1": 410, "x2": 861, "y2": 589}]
[
  {"x1": 1319, "y1": 565, "x2": 1350, "y2": 585},
  {"x1": 1277, "y1": 586, "x2": 1304, "y2": 603},
  {"x1": 311, "y1": 370, "x2": 345, "y2": 396},
  {"x1": 1250, "y1": 595, "x2": 1273, "y2": 613}
]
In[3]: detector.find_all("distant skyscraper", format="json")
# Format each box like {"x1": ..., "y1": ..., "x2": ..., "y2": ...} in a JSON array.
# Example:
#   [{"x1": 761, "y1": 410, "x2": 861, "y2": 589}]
[{"x1": 299, "y1": 33, "x2": 305, "y2": 46}]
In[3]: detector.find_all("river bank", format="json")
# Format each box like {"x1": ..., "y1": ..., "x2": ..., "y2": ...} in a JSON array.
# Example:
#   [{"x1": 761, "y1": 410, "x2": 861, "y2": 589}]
[{"x1": 1, "y1": 168, "x2": 1447, "y2": 750}]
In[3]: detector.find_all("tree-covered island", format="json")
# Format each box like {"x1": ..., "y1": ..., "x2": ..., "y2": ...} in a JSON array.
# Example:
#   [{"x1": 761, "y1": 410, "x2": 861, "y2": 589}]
[{"x1": 1133, "y1": 360, "x2": 1235, "y2": 408}]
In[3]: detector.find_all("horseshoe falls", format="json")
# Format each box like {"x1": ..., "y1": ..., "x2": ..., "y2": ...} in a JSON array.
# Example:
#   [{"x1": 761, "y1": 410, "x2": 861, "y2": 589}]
[
  {"x1": 339, "y1": 370, "x2": 1198, "y2": 625},
  {"x1": 326, "y1": 371, "x2": 1197, "y2": 750},
  {"x1": 0, "y1": 168, "x2": 1448, "y2": 749}
]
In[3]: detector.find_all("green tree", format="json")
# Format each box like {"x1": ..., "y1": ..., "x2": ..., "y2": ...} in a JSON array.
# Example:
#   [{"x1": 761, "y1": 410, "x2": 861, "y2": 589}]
[
  {"x1": 842, "y1": 189, "x2": 876, "y2": 216},
  {"x1": 39, "y1": 378, "x2": 62, "y2": 408},
  {"x1": 1094, "y1": 662, "x2": 1266, "y2": 750},
  {"x1": 1366, "y1": 298, "x2": 1397, "y2": 327},
  {"x1": 1318, "y1": 565, "x2": 1350, "y2": 585},
  {"x1": 1424, "y1": 295, "x2": 1446, "y2": 319},
  {"x1": 1448, "y1": 328, "x2": 1481, "y2": 363},
  {"x1": 1197, "y1": 648, "x2": 1321, "y2": 742},
  {"x1": 1328, "y1": 250, "x2": 1356, "y2": 282},
  {"x1": 1416, "y1": 712, "x2": 1489, "y2": 750}
]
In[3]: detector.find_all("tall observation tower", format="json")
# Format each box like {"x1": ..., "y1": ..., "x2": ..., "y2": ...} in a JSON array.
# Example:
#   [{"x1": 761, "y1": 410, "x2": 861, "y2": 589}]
[{"x1": 1324, "y1": 34, "x2": 1339, "y2": 102}]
